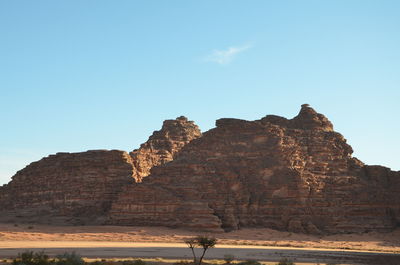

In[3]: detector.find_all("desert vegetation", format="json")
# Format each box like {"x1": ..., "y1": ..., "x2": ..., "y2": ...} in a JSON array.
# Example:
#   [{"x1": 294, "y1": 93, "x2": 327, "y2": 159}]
[
  {"x1": 11, "y1": 251, "x2": 84, "y2": 265},
  {"x1": 3, "y1": 249, "x2": 400, "y2": 265},
  {"x1": 5, "y1": 251, "x2": 301, "y2": 265},
  {"x1": 185, "y1": 236, "x2": 217, "y2": 265}
]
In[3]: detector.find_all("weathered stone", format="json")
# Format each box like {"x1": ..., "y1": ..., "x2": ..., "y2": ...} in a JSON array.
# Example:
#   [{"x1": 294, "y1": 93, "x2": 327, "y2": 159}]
[
  {"x1": 0, "y1": 106, "x2": 399, "y2": 234},
  {"x1": 0, "y1": 116, "x2": 201, "y2": 225},
  {"x1": 108, "y1": 105, "x2": 400, "y2": 233},
  {"x1": 288, "y1": 219, "x2": 306, "y2": 233},
  {"x1": 0, "y1": 150, "x2": 134, "y2": 224},
  {"x1": 130, "y1": 116, "x2": 201, "y2": 182}
]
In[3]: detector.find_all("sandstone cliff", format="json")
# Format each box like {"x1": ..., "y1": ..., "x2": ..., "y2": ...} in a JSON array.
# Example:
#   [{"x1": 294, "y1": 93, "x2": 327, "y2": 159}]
[
  {"x1": 0, "y1": 117, "x2": 200, "y2": 225},
  {"x1": 0, "y1": 106, "x2": 398, "y2": 233},
  {"x1": 108, "y1": 105, "x2": 400, "y2": 233},
  {"x1": 0, "y1": 150, "x2": 134, "y2": 224},
  {"x1": 130, "y1": 116, "x2": 201, "y2": 182}
]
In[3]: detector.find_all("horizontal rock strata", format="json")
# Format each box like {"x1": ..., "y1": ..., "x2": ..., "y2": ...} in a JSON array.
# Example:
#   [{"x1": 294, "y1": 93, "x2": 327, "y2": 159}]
[
  {"x1": 130, "y1": 116, "x2": 201, "y2": 182},
  {"x1": 0, "y1": 150, "x2": 134, "y2": 225},
  {"x1": 0, "y1": 117, "x2": 200, "y2": 225},
  {"x1": 0, "y1": 106, "x2": 399, "y2": 234},
  {"x1": 108, "y1": 105, "x2": 400, "y2": 233}
]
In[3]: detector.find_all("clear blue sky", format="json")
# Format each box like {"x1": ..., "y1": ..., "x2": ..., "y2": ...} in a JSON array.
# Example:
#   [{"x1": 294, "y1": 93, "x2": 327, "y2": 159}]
[{"x1": 1, "y1": 1, "x2": 399, "y2": 185}]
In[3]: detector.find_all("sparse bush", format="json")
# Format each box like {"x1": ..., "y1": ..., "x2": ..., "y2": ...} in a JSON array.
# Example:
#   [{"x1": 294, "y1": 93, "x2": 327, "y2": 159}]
[
  {"x1": 12, "y1": 251, "x2": 87, "y2": 265},
  {"x1": 56, "y1": 252, "x2": 84, "y2": 265},
  {"x1": 276, "y1": 258, "x2": 294, "y2": 265},
  {"x1": 27, "y1": 226, "x2": 34, "y2": 229},
  {"x1": 223, "y1": 254, "x2": 234, "y2": 264},
  {"x1": 12, "y1": 251, "x2": 52, "y2": 265}
]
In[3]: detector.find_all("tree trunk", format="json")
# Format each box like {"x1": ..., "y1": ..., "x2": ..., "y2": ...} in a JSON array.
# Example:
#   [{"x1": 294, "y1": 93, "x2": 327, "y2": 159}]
[
  {"x1": 198, "y1": 248, "x2": 207, "y2": 265},
  {"x1": 190, "y1": 247, "x2": 197, "y2": 264}
]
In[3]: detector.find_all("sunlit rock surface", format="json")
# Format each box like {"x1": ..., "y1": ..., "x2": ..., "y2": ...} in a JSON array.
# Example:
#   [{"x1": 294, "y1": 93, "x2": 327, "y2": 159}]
[{"x1": 1, "y1": 106, "x2": 399, "y2": 233}]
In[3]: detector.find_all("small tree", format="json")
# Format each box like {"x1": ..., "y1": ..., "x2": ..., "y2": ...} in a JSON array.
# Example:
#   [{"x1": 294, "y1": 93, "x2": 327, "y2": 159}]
[
  {"x1": 196, "y1": 236, "x2": 217, "y2": 265},
  {"x1": 184, "y1": 236, "x2": 217, "y2": 265},
  {"x1": 184, "y1": 238, "x2": 198, "y2": 264}
]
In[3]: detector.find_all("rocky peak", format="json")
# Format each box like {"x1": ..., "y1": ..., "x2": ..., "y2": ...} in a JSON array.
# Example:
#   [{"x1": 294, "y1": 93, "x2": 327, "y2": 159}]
[
  {"x1": 130, "y1": 116, "x2": 201, "y2": 182},
  {"x1": 0, "y1": 116, "x2": 202, "y2": 224},
  {"x1": 290, "y1": 104, "x2": 334, "y2": 131},
  {"x1": 260, "y1": 104, "x2": 333, "y2": 131},
  {"x1": 110, "y1": 105, "x2": 399, "y2": 234},
  {"x1": 215, "y1": 118, "x2": 250, "y2": 128}
]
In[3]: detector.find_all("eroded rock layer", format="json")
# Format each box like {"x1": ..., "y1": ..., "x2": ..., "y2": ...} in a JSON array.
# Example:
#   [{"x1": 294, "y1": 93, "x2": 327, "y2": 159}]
[
  {"x1": 0, "y1": 106, "x2": 399, "y2": 233},
  {"x1": 0, "y1": 150, "x2": 134, "y2": 224},
  {"x1": 108, "y1": 105, "x2": 400, "y2": 233},
  {"x1": 0, "y1": 117, "x2": 201, "y2": 225},
  {"x1": 130, "y1": 116, "x2": 201, "y2": 182}
]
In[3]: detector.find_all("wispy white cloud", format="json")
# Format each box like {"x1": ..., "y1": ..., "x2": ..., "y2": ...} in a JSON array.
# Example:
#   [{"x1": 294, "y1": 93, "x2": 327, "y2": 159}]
[{"x1": 204, "y1": 43, "x2": 253, "y2": 65}]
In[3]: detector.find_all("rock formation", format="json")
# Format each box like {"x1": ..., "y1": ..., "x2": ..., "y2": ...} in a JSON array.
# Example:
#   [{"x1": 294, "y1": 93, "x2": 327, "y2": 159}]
[
  {"x1": 130, "y1": 116, "x2": 201, "y2": 182},
  {"x1": 108, "y1": 105, "x2": 400, "y2": 233},
  {"x1": 0, "y1": 117, "x2": 200, "y2": 225},
  {"x1": 0, "y1": 150, "x2": 134, "y2": 224},
  {"x1": 0, "y1": 106, "x2": 399, "y2": 234}
]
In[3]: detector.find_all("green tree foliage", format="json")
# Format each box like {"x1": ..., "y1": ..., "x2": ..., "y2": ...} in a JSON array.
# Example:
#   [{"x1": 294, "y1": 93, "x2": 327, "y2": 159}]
[
  {"x1": 184, "y1": 236, "x2": 217, "y2": 265},
  {"x1": 196, "y1": 236, "x2": 217, "y2": 265}
]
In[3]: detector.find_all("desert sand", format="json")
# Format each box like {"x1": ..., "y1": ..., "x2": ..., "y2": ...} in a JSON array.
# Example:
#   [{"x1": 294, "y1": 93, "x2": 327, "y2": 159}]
[
  {"x1": 1, "y1": 224, "x2": 400, "y2": 264},
  {"x1": 0, "y1": 224, "x2": 399, "y2": 253}
]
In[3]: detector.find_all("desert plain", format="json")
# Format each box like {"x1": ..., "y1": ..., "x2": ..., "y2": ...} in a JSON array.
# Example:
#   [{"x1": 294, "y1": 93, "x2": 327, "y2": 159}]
[{"x1": 1, "y1": 224, "x2": 400, "y2": 265}]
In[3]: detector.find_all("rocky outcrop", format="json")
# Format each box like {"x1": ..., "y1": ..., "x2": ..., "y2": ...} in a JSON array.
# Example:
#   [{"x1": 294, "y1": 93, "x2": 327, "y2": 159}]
[
  {"x1": 0, "y1": 150, "x2": 134, "y2": 224},
  {"x1": 0, "y1": 106, "x2": 399, "y2": 233},
  {"x1": 108, "y1": 105, "x2": 400, "y2": 233},
  {"x1": 130, "y1": 116, "x2": 201, "y2": 182},
  {"x1": 0, "y1": 116, "x2": 201, "y2": 225}
]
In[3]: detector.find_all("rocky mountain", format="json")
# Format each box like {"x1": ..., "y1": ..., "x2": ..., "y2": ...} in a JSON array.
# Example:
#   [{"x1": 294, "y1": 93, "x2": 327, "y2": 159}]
[
  {"x1": 0, "y1": 117, "x2": 200, "y2": 224},
  {"x1": 108, "y1": 105, "x2": 400, "y2": 233},
  {"x1": 0, "y1": 106, "x2": 399, "y2": 234}
]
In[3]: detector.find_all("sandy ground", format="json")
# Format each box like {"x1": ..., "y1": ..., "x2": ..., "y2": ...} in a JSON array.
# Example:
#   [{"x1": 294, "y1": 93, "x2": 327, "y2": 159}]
[
  {"x1": 0, "y1": 224, "x2": 399, "y2": 253},
  {"x1": 1, "y1": 243, "x2": 400, "y2": 265},
  {"x1": 0, "y1": 224, "x2": 400, "y2": 264}
]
